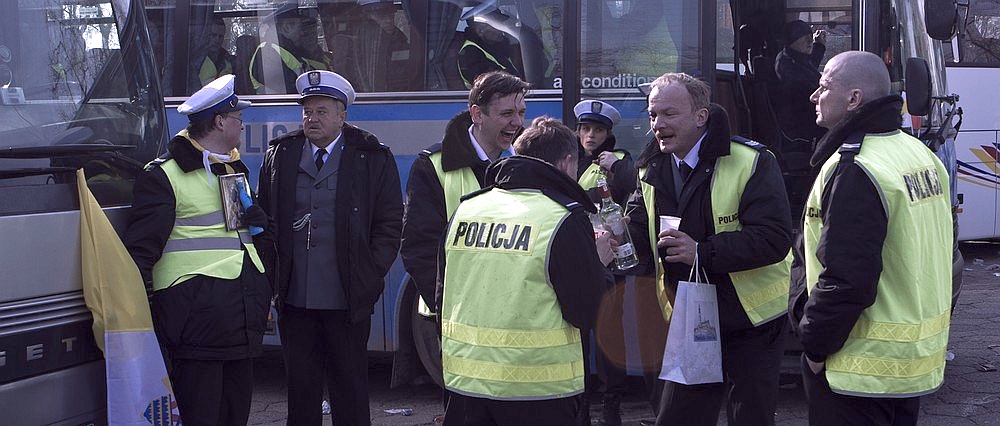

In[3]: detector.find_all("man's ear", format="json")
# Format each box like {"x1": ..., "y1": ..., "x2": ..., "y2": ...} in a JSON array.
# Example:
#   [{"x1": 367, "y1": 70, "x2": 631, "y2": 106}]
[
  {"x1": 694, "y1": 107, "x2": 709, "y2": 128},
  {"x1": 470, "y1": 104, "x2": 482, "y2": 124},
  {"x1": 847, "y1": 89, "x2": 864, "y2": 111}
]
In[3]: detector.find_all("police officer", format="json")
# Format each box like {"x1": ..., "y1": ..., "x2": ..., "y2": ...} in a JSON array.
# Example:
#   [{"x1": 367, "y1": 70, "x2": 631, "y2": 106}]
[
  {"x1": 250, "y1": 3, "x2": 329, "y2": 94},
  {"x1": 790, "y1": 51, "x2": 953, "y2": 426},
  {"x1": 438, "y1": 117, "x2": 613, "y2": 425},
  {"x1": 199, "y1": 18, "x2": 234, "y2": 87},
  {"x1": 256, "y1": 70, "x2": 403, "y2": 426},
  {"x1": 626, "y1": 73, "x2": 793, "y2": 425},
  {"x1": 572, "y1": 99, "x2": 635, "y2": 426},
  {"x1": 124, "y1": 74, "x2": 271, "y2": 426},
  {"x1": 402, "y1": 70, "x2": 528, "y2": 320},
  {"x1": 575, "y1": 100, "x2": 632, "y2": 206},
  {"x1": 401, "y1": 70, "x2": 528, "y2": 423}
]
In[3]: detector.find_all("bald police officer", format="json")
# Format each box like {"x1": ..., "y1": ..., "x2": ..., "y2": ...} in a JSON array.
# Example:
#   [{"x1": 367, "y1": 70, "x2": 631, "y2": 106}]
[
  {"x1": 790, "y1": 51, "x2": 953, "y2": 426},
  {"x1": 256, "y1": 70, "x2": 402, "y2": 426},
  {"x1": 125, "y1": 75, "x2": 272, "y2": 425}
]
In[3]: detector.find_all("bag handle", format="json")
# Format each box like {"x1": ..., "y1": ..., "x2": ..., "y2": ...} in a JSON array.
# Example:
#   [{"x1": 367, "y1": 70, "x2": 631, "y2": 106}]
[{"x1": 686, "y1": 242, "x2": 710, "y2": 284}]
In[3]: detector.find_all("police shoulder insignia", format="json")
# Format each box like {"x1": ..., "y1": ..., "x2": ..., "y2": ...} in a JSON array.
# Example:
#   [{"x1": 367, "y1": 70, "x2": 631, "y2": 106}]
[
  {"x1": 144, "y1": 156, "x2": 171, "y2": 171},
  {"x1": 730, "y1": 135, "x2": 766, "y2": 151}
]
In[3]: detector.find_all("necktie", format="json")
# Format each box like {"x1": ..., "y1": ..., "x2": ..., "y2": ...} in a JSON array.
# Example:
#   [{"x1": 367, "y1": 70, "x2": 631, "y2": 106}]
[
  {"x1": 315, "y1": 148, "x2": 326, "y2": 171},
  {"x1": 679, "y1": 161, "x2": 693, "y2": 181}
]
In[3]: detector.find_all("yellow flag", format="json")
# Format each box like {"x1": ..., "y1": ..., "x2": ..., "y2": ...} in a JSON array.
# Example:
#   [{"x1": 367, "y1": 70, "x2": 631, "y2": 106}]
[{"x1": 77, "y1": 169, "x2": 179, "y2": 425}]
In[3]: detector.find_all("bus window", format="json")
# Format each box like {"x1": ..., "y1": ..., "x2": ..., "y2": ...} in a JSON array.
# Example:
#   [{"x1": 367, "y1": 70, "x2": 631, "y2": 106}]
[
  {"x1": 324, "y1": 1, "x2": 425, "y2": 92},
  {"x1": 1, "y1": 0, "x2": 164, "y2": 211},
  {"x1": 580, "y1": 0, "x2": 703, "y2": 88},
  {"x1": 785, "y1": 1, "x2": 853, "y2": 66},
  {"x1": 944, "y1": 0, "x2": 1000, "y2": 65}
]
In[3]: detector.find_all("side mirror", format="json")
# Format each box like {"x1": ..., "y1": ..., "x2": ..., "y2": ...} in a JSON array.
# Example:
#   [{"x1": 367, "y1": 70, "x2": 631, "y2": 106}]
[
  {"x1": 925, "y1": 0, "x2": 958, "y2": 40},
  {"x1": 905, "y1": 57, "x2": 932, "y2": 117}
]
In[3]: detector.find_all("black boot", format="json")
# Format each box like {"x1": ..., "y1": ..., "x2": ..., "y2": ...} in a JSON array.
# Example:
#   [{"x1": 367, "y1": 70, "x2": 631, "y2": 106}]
[{"x1": 600, "y1": 394, "x2": 621, "y2": 426}]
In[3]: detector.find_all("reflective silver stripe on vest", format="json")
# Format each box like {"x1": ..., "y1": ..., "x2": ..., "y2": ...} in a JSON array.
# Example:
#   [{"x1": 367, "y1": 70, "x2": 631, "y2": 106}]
[
  {"x1": 238, "y1": 230, "x2": 252, "y2": 243},
  {"x1": 174, "y1": 210, "x2": 226, "y2": 227},
  {"x1": 162, "y1": 237, "x2": 242, "y2": 253}
]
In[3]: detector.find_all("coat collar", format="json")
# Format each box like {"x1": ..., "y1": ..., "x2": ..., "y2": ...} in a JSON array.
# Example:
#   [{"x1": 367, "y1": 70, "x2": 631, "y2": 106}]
[
  {"x1": 440, "y1": 111, "x2": 486, "y2": 172},
  {"x1": 810, "y1": 95, "x2": 904, "y2": 166},
  {"x1": 636, "y1": 103, "x2": 733, "y2": 169},
  {"x1": 167, "y1": 134, "x2": 211, "y2": 173},
  {"x1": 485, "y1": 155, "x2": 597, "y2": 214}
]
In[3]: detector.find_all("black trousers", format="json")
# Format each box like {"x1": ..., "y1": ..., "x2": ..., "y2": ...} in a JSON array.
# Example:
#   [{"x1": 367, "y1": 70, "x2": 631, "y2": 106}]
[
  {"x1": 280, "y1": 306, "x2": 371, "y2": 426},
  {"x1": 580, "y1": 276, "x2": 631, "y2": 424},
  {"x1": 443, "y1": 392, "x2": 584, "y2": 426},
  {"x1": 170, "y1": 358, "x2": 253, "y2": 426},
  {"x1": 655, "y1": 317, "x2": 786, "y2": 426},
  {"x1": 594, "y1": 277, "x2": 631, "y2": 399},
  {"x1": 801, "y1": 354, "x2": 920, "y2": 426}
]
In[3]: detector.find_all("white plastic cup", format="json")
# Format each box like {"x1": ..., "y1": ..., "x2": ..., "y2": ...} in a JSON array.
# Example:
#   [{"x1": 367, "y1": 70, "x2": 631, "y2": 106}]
[{"x1": 659, "y1": 215, "x2": 681, "y2": 233}]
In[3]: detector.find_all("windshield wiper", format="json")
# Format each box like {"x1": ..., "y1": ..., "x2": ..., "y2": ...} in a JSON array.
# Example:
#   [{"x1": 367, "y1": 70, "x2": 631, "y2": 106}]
[
  {"x1": 0, "y1": 167, "x2": 77, "y2": 179},
  {"x1": 0, "y1": 144, "x2": 134, "y2": 159}
]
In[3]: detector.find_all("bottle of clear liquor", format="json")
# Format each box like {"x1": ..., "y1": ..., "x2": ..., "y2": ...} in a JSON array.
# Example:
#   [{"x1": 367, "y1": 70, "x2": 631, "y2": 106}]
[{"x1": 596, "y1": 178, "x2": 639, "y2": 271}]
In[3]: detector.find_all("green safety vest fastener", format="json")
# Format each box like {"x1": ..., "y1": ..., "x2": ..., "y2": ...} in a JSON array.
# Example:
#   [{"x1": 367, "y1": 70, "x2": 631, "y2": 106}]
[
  {"x1": 640, "y1": 140, "x2": 791, "y2": 325},
  {"x1": 803, "y1": 131, "x2": 952, "y2": 397},
  {"x1": 441, "y1": 188, "x2": 584, "y2": 400},
  {"x1": 414, "y1": 152, "x2": 483, "y2": 317},
  {"x1": 577, "y1": 151, "x2": 626, "y2": 191},
  {"x1": 150, "y1": 160, "x2": 265, "y2": 291}
]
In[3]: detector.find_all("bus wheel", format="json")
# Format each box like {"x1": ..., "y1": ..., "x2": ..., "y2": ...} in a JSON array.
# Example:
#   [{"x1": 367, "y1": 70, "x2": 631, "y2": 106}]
[{"x1": 411, "y1": 292, "x2": 445, "y2": 388}]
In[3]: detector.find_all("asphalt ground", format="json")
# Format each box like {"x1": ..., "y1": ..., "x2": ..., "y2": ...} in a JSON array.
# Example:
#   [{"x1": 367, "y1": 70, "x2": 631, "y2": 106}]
[{"x1": 249, "y1": 242, "x2": 1000, "y2": 425}]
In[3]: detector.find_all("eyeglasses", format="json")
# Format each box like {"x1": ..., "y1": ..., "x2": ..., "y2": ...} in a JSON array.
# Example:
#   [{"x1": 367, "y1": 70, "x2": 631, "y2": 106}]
[{"x1": 224, "y1": 114, "x2": 243, "y2": 124}]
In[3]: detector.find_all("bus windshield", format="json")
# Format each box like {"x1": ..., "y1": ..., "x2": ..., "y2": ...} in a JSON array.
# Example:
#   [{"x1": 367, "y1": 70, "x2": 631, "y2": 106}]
[{"x1": 0, "y1": 0, "x2": 165, "y2": 207}]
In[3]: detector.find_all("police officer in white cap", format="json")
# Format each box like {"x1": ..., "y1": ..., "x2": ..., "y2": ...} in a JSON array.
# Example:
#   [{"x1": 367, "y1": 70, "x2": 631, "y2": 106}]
[
  {"x1": 574, "y1": 99, "x2": 632, "y2": 204},
  {"x1": 571, "y1": 99, "x2": 637, "y2": 426},
  {"x1": 256, "y1": 70, "x2": 402, "y2": 426},
  {"x1": 125, "y1": 74, "x2": 272, "y2": 425}
]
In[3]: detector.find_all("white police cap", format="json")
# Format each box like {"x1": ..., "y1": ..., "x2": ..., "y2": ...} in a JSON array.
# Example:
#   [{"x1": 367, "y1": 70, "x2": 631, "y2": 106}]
[
  {"x1": 574, "y1": 100, "x2": 621, "y2": 128},
  {"x1": 296, "y1": 70, "x2": 356, "y2": 107},
  {"x1": 177, "y1": 74, "x2": 250, "y2": 123}
]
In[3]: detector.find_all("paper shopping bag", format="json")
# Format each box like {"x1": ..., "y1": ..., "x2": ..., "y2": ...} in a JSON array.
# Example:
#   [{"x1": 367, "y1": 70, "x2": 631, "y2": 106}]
[{"x1": 658, "y1": 254, "x2": 723, "y2": 385}]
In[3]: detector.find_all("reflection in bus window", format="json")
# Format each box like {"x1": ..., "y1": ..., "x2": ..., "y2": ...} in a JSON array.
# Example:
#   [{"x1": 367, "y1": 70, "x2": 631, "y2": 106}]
[
  {"x1": 945, "y1": 1, "x2": 1000, "y2": 65},
  {"x1": 1, "y1": 0, "x2": 164, "y2": 204},
  {"x1": 580, "y1": 0, "x2": 702, "y2": 90},
  {"x1": 457, "y1": 6, "x2": 525, "y2": 88},
  {"x1": 197, "y1": 17, "x2": 234, "y2": 86},
  {"x1": 250, "y1": 4, "x2": 330, "y2": 94},
  {"x1": 148, "y1": 0, "x2": 725, "y2": 96},
  {"x1": 326, "y1": 0, "x2": 424, "y2": 92}
]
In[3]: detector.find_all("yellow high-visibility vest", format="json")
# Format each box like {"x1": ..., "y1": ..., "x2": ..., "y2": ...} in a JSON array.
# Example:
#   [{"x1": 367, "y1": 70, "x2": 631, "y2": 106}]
[
  {"x1": 803, "y1": 131, "x2": 952, "y2": 397},
  {"x1": 640, "y1": 140, "x2": 791, "y2": 325},
  {"x1": 441, "y1": 188, "x2": 584, "y2": 400},
  {"x1": 151, "y1": 159, "x2": 264, "y2": 291}
]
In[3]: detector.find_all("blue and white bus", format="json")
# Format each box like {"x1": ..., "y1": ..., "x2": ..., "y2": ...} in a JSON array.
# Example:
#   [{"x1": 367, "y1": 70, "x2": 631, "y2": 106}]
[
  {"x1": 146, "y1": 0, "x2": 964, "y2": 385},
  {"x1": 0, "y1": 0, "x2": 963, "y2": 422}
]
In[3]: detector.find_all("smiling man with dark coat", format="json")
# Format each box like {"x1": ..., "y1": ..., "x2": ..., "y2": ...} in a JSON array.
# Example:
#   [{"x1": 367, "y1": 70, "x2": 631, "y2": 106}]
[{"x1": 626, "y1": 72, "x2": 792, "y2": 426}]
